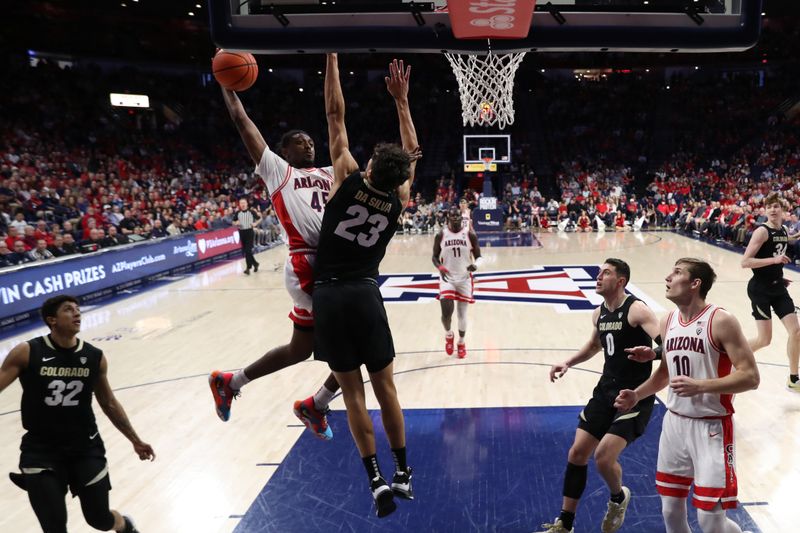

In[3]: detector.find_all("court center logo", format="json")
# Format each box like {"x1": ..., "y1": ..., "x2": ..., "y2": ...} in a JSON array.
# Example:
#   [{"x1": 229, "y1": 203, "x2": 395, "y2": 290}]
[{"x1": 377, "y1": 265, "x2": 664, "y2": 313}]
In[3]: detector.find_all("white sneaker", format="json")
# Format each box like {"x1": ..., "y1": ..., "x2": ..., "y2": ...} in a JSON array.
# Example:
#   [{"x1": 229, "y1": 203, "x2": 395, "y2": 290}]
[
  {"x1": 601, "y1": 486, "x2": 631, "y2": 533},
  {"x1": 536, "y1": 518, "x2": 574, "y2": 533}
]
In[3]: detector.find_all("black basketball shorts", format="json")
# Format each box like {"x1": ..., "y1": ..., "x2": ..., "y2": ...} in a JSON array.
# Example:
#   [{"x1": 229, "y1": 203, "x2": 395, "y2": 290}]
[
  {"x1": 19, "y1": 434, "x2": 111, "y2": 497},
  {"x1": 577, "y1": 384, "x2": 656, "y2": 444},
  {"x1": 747, "y1": 278, "x2": 795, "y2": 320},
  {"x1": 313, "y1": 279, "x2": 396, "y2": 373}
]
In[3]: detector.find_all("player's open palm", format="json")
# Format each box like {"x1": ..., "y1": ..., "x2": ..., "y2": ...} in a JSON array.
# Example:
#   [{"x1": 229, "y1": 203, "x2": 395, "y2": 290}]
[
  {"x1": 614, "y1": 389, "x2": 637, "y2": 411},
  {"x1": 549, "y1": 363, "x2": 569, "y2": 382},
  {"x1": 385, "y1": 58, "x2": 411, "y2": 100},
  {"x1": 625, "y1": 346, "x2": 656, "y2": 363},
  {"x1": 134, "y1": 441, "x2": 156, "y2": 461}
]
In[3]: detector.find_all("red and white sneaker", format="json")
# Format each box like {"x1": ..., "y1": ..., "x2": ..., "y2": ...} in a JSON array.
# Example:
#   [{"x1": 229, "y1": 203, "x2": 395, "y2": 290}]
[
  {"x1": 457, "y1": 341, "x2": 467, "y2": 359},
  {"x1": 445, "y1": 332, "x2": 455, "y2": 356}
]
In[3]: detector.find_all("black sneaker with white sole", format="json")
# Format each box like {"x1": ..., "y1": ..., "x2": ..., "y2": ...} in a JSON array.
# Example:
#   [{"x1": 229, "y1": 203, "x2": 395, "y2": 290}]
[
  {"x1": 370, "y1": 476, "x2": 397, "y2": 518},
  {"x1": 391, "y1": 467, "x2": 414, "y2": 500}
]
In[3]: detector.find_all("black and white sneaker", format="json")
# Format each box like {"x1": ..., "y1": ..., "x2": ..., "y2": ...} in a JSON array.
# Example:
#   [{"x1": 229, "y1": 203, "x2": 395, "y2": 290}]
[
  {"x1": 370, "y1": 476, "x2": 397, "y2": 518},
  {"x1": 391, "y1": 467, "x2": 414, "y2": 500},
  {"x1": 122, "y1": 515, "x2": 140, "y2": 533}
]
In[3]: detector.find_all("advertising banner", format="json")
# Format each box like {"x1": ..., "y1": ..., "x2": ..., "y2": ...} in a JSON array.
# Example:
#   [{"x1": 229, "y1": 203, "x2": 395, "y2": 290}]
[
  {"x1": 0, "y1": 231, "x2": 238, "y2": 324},
  {"x1": 473, "y1": 208, "x2": 504, "y2": 232},
  {"x1": 196, "y1": 227, "x2": 241, "y2": 260}
]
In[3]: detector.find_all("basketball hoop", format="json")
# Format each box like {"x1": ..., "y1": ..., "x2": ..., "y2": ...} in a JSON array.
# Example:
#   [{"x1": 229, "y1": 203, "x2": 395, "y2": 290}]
[
  {"x1": 445, "y1": 51, "x2": 526, "y2": 129},
  {"x1": 481, "y1": 156, "x2": 494, "y2": 172}
]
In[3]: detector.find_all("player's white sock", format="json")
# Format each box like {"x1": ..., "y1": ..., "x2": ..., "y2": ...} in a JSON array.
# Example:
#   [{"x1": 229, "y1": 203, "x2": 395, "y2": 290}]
[
  {"x1": 445, "y1": 331, "x2": 454, "y2": 338},
  {"x1": 313, "y1": 385, "x2": 336, "y2": 410},
  {"x1": 660, "y1": 496, "x2": 691, "y2": 533},
  {"x1": 229, "y1": 369, "x2": 250, "y2": 391},
  {"x1": 697, "y1": 506, "x2": 743, "y2": 533}
]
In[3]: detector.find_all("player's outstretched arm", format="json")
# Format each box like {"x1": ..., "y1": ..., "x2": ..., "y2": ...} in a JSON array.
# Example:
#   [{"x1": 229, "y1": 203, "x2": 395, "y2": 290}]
[
  {"x1": 325, "y1": 53, "x2": 359, "y2": 193},
  {"x1": 220, "y1": 87, "x2": 267, "y2": 166},
  {"x1": 625, "y1": 309, "x2": 666, "y2": 362},
  {"x1": 94, "y1": 356, "x2": 155, "y2": 461},
  {"x1": 385, "y1": 59, "x2": 420, "y2": 207},
  {"x1": 672, "y1": 309, "x2": 759, "y2": 397},
  {"x1": 550, "y1": 308, "x2": 602, "y2": 382},
  {"x1": 0, "y1": 342, "x2": 29, "y2": 394}
]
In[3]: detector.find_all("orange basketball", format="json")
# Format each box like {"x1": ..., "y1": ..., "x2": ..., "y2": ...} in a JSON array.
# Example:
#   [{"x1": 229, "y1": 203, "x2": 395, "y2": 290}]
[{"x1": 212, "y1": 50, "x2": 258, "y2": 92}]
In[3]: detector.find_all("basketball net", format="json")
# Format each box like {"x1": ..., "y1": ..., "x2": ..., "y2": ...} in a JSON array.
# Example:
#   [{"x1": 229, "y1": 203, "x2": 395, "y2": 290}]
[{"x1": 445, "y1": 51, "x2": 526, "y2": 129}]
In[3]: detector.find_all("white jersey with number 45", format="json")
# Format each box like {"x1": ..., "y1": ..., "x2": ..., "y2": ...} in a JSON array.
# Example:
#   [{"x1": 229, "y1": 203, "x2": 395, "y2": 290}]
[
  {"x1": 255, "y1": 148, "x2": 334, "y2": 253},
  {"x1": 663, "y1": 304, "x2": 734, "y2": 418}
]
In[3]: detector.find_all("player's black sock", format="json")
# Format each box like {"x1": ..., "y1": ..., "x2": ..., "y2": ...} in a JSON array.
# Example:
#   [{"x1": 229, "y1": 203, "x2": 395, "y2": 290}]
[
  {"x1": 610, "y1": 490, "x2": 626, "y2": 504},
  {"x1": 391, "y1": 447, "x2": 407, "y2": 472},
  {"x1": 790, "y1": 374, "x2": 799, "y2": 384},
  {"x1": 559, "y1": 510, "x2": 575, "y2": 530},
  {"x1": 362, "y1": 454, "x2": 382, "y2": 480}
]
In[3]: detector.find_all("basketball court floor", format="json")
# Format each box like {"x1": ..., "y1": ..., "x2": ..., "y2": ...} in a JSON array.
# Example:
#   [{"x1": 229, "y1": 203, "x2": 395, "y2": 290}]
[{"x1": 1, "y1": 231, "x2": 797, "y2": 533}]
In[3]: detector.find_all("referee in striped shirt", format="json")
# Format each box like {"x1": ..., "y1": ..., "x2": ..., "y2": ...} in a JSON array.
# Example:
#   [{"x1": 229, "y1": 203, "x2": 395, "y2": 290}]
[{"x1": 234, "y1": 198, "x2": 262, "y2": 275}]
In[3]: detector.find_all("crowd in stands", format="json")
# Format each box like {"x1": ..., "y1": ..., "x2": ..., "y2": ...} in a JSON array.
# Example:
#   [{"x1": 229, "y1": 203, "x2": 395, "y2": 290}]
[{"x1": 1, "y1": 52, "x2": 799, "y2": 270}]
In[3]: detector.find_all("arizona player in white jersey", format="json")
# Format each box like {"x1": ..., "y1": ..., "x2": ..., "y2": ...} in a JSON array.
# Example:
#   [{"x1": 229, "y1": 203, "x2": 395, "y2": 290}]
[
  {"x1": 616, "y1": 258, "x2": 759, "y2": 533},
  {"x1": 432, "y1": 206, "x2": 482, "y2": 358},
  {"x1": 459, "y1": 198, "x2": 472, "y2": 230},
  {"x1": 207, "y1": 83, "x2": 343, "y2": 439}
]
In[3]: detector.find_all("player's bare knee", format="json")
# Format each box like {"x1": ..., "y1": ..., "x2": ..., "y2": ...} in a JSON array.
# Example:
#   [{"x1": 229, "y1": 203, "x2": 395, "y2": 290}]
[
  {"x1": 567, "y1": 445, "x2": 592, "y2": 465},
  {"x1": 593, "y1": 447, "x2": 618, "y2": 472}
]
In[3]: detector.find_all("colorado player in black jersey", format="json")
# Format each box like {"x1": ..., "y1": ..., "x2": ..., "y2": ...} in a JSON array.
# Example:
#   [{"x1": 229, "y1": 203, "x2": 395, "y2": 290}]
[
  {"x1": 741, "y1": 192, "x2": 800, "y2": 392},
  {"x1": 313, "y1": 54, "x2": 419, "y2": 518},
  {"x1": 0, "y1": 295, "x2": 154, "y2": 533},
  {"x1": 538, "y1": 259, "x2": 661, "y2": 533}
]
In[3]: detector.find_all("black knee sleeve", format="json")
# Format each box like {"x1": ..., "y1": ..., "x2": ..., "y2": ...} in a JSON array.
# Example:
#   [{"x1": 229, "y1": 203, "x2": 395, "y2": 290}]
[
  {"x1": 562, "y1": 462, "x2": 588, "y2": 500},
  {"x1": 79, "y1": 483, "x2": 116, "y2": 531}
]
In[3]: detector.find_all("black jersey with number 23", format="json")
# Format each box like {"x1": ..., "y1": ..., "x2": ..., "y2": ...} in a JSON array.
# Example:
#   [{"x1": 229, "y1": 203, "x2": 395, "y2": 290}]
[{"x1": 314, "y1": 172, "x2": 403, "y2": 282}]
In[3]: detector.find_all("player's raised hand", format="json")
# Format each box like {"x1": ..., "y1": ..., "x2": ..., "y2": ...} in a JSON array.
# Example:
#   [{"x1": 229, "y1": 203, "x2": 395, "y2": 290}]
[
  {"x1": 625, "y1": 346, "x2": 656, "y2": 363},
  {"x1": 133, "y1": 441, "x2": 156, "y2": 461},
  {"x1": 549, "y1": 362, "x2": 569, "y2": 383},
  {"x1": 385, "y1": 58, "x2": 411, "y2": 101},
  {"x1": 614, "y1": 389, "x2": 638, "y2": 411},
  {"x1": 670, "y1": 375, "x2": 703, "y2": 397},
  {"x1": 406, "y1": 146, "x2": 423, "y2": 162}
]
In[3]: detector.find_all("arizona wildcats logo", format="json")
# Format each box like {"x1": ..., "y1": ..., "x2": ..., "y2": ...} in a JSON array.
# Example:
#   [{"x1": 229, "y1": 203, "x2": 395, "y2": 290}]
[{"x1": 377, "y1": 265, "x2": 663, "y2": 313}]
